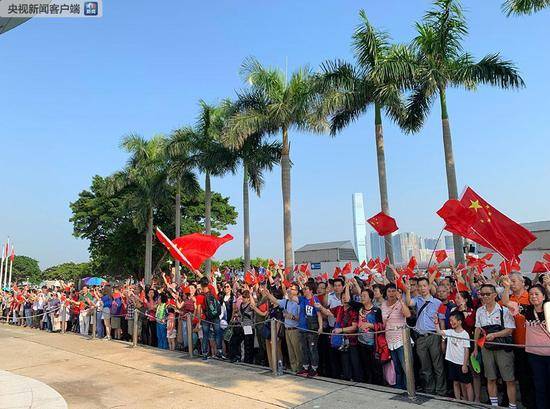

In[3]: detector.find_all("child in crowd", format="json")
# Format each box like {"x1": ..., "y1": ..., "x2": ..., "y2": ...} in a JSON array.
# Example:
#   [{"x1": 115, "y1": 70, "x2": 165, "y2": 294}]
[
  {"x1": 436, "y1": 310, "x2": 474, "y2": 401},
  {"x1": 166, "y1": 306, "x2": 176, "y2": 351}
]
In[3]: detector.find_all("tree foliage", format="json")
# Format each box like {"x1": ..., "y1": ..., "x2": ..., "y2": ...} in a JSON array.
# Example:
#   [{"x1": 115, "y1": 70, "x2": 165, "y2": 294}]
[
  {"x1": 42, "y1": 262, "x2": 91, "y2": 282},
  {"x1": 10, "y1": 255, "x2": 42, "y2": 284},
  {"x1": 70, "y1": 175, "x2": 237, "y2": 279}
]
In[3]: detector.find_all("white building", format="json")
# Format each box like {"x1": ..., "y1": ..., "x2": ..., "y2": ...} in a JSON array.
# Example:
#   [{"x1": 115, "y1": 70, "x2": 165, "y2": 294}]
[
  {"x1": 295, "y1": 241, "x2": 359, "y2": 276},
  {"x1": 477, "y1": 220, "x2": 550, "y2": 274},
  {"x1": 352, "y1": 193, "x2": 369, "y2": 262}
]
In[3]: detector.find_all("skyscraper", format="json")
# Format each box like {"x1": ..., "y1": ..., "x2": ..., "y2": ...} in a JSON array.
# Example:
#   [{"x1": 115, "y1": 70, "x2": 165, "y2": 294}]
[
  {"x1": 370, "y1": 232, "x2": 384, "y2": 260},
  {"x1": 352, "y1": 193, "x2": 369, "y2": 262}
]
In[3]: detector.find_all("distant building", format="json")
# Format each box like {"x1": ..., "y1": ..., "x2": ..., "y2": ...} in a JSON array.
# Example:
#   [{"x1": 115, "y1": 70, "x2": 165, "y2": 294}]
[
  {"x1": 295, "y1": 241, "x2": 358, "y2": 276},
  {"x1": 444, "y1": 235, "x2": 454, "y2": 250},
  {"x1": 477, "y1": 220, "x2": 550, "y2": 274},
  {"x1": 352, "y1": 193, "x2": 369, "y2": 262},
  {"x1": 370, "y1": 232, "x2": 385, "y2": 260},
  {"x1": 424, "y1": 238, "x2": 445, "y2": 250}
]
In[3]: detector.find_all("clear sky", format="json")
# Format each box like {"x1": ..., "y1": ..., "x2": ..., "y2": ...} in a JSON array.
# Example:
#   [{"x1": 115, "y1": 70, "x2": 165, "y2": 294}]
[{"x1": 1, "y1": 0, "x2": 549, "y2": 269}]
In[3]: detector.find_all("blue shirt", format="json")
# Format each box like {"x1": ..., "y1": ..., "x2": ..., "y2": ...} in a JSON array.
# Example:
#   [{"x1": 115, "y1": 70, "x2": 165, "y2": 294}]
[
  {"x1": 297, "y1": 296, "x2": 320, "y2": 331},
  {"x1": 101, "y1": 295, "x2": 112, "y2": 309},
  {"x1": 277, "y1": 298, "x2": 300, "y2": 329},
  {"x1": 412, "y1": 295, "x2": 442, "y2": 334}
]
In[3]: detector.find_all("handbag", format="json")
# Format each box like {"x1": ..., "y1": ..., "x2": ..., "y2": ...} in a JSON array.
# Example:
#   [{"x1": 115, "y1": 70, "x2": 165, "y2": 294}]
[
  {"x1": 330, "y1": 308, "x2": 345, "y2": 349},
  {"x1": 374, "y1": 323, "x2": 391, "y2": 363},
  {"x1": 224, "y1": 326, "x2": 234, "y2": 342},
  {"x1": 483, "y1": 308, "x2": 513, "y2": 351}
]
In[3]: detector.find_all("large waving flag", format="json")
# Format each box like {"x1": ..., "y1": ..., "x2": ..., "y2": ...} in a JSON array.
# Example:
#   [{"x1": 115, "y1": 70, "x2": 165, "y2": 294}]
[
  {"x1": 437, "y1": 187, "x2": 536, "y2": 261},
  {"x1": 367, "y1": 211, "x2": 398, "y2": 236},
  {"x1": 156, "y1": 227, "x2": 233, "y2": 271}
]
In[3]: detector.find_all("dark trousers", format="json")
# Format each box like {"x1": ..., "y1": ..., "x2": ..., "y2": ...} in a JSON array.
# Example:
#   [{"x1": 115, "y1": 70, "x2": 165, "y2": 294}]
[
  {"x1": 142, "y1": 320, "x2": 157, "y2": 347},
  {"x1": 340, "y1": 346, "x2": 364, "y2": 382},
  {"x1": 416, "y1": 334, "x2": 446, "y2": 395},
  {"x1": 528, "y1": 353, "x2": 550, "y2": 409},
  {"x1": 515, "y1": 348, "x2": 536, "y2": 409},
  {"x1": 329, "y1": 342, "x2": 342, "y2": 379},
  {"x1": 243, "y1": 333, "x2": 255, "y2": 364},
  {"x1": 317, "y1": 333, "x2": 330, "y2": 376},
  {"x1": 300, "y1": 331, "x2": 319, "y2": 369},
  {"x1": 390, "y1": 346, "x2": 407, "y2": 389},
  {"x1": 230, "y1": 327, "x2": 244, "y2": 360},
  {"x1": 358, "y1": 343, "x2": 383, "y2": 385}
]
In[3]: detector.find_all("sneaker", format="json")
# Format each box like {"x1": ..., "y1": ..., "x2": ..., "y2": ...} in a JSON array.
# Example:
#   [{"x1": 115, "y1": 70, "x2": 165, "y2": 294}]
[
  {"x1": 307, "y1": 369, "x2": 318, "y2": 378},
  {"x1": 296, "y1": 369, "x2": 310, "y2": 377},
  {"x1": 202, "y1": 355, "x2": 208, "y2": 361}
]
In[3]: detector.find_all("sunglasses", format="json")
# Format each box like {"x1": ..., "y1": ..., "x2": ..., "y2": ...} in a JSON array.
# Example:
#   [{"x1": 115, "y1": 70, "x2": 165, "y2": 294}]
[{"x1": 480, "y1": 292, "x2": 494, "y2": 297}]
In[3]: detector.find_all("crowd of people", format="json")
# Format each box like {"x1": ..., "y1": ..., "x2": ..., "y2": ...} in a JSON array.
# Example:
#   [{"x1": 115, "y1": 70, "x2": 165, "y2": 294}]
[{"x1": 1, "y1": 264, "x2": 549, "y2": 409}]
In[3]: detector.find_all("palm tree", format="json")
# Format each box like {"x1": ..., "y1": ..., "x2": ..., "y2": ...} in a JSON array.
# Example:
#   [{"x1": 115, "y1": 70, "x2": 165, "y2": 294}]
[
  {"x1": 227, "y1": 57, "x2": 328, "y2": 268},
  {"x1": 402, "y1": 0, "x2": 524, "y2": 264},
  {"x1": 171, "y1": 101, "x2": 237, "y2": 274},
  {"x1": 116, "y1": 134, "x2": 171, "y2": 283},
  {"x1": 165, "y1": 133, "x2": 200, "y2": 283},
  {"x1": 234, "y1": 133, "x2": 281, "y2": 270},
  {"x1": 503, "y1": 0, "x2": 550, "y2": 15},
  {"x1": 317, "y1": 10, "x2": 410, "y2": 264}
]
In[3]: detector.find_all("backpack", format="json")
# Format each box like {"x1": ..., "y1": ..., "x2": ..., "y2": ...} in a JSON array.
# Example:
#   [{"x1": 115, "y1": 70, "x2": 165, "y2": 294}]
[{"x1": 204, "y1": 293, "x2": 221, "y2": 321}]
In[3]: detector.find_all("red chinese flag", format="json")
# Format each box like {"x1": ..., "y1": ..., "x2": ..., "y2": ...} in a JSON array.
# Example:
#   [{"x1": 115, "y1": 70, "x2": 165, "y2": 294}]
[
  {"x1": 9, "y1": 248, "x2": 15, "y2": 262},
  {"x1": 360, "y1": 260, "x2": 367, "y2": 269},
  {"x1": 543, "y1": 253, "x2": 550, "y2": 263},
  {"x1": 407, "y1": 256, "x2": 417, "y2": 271},
  {"x1": 321, "y1": 272, "x2": 329, "y2": 281},
  {"x1": 435, "y1": 250, "x2": 447, "y2": 264},
  {"x1": 155, "y1": 227, "x2": 195, "y2": 270},
  {"x1": 341, "y1": 262, "x2": 352, "y2": 275},
  {"x1": 456, "y1": 282, "x2": 469, "y2": 293},
  {"x1": 437, "y1": 199, "x2": 477, "y2": 237},
  {"x1": 477, "y1": 334, "x2": 486, "y2": 348},
  {"x1": 383, "y1": 256, "x2": 390, "y2": 269},
  {"x1": 268, "y1": 259, "x2": 276, "y2": 268},
  {"x1": 454, "y1": 188, "x2": 535, "y2": 261},
  {"x1": 367, "y1": 259, "x2": 376, "y2": 270},
  {"x1": 333, "y1": 267, "x2": 342, "y2": 279},
  {"x1": 244, "y1": 271, "x2": 256, "y2": 285},
  {"x1": 395, "y1": 273, "x2": 407, "y2": 292},
  {"x1": 299, "y1": 263, "x2": 309, "y2": 273},
  {"x1": 499, "y1": 259, "x2": 521, "y2": 275},
  {"x1": 353, "y1": 267, "x2": 361, "y2": 275},
  {"x1": 170, "y1": 232, "x2": 233, "y2": 270},
  {"x1": 532, "y1": 261, "x2": 550, "y2": 274},
  {"x1": 367, "y1": 212, "x2": 398, "y2": 236}
]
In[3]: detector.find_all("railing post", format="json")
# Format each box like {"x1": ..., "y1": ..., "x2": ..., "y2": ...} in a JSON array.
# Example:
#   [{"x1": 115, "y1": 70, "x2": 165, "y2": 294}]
[
  {"x1": 186, "y1": 314, "x2": 194, "y2": 358},
  {"x1": 270, "y1": 318, "x2": 278, "y2": 375},
  {"x1": 132, "y1": 309, "x2": 139, "y2": 347},
  {"x1": 402, "y1": 327, "x2": 416, "y2": 400},
  {"x1": 91, "y1": 309, "x2": 96, "y2": 340}
]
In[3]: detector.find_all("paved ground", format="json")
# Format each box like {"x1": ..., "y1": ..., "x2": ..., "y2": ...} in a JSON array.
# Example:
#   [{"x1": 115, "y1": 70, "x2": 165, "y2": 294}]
[{"x1": 0, "y1": 324, "x2": 484, "y2": 409}]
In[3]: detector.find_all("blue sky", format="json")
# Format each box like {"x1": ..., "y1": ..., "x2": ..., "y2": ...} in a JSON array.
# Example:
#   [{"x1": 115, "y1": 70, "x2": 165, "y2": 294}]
[{"x1": 1, "y1": 0, "x2": 549, "y2": 269}]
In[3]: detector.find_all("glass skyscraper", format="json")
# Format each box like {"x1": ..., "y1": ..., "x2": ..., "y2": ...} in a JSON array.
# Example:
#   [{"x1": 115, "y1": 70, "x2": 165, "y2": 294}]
[{"x1": 352, "y1": 193, "x2": 368, "y2": 262}]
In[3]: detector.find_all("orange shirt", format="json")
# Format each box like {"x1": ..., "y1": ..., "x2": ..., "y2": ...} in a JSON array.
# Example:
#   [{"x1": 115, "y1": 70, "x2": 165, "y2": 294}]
[{"x1": 507, "y1": 290, "x2": 530, "y2": 345}]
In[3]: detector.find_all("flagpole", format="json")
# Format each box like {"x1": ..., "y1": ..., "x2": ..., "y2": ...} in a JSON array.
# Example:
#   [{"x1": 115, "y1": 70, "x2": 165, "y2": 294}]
[
  {"x1": 8, "y1": 254, "x2": 13, "y2": 290},
  {"x1": 4, "y1": 238, "x2": 10, "y2": 288},
  {"x1": 0, "y1": 242, "x2": 4, "y2": 289}
]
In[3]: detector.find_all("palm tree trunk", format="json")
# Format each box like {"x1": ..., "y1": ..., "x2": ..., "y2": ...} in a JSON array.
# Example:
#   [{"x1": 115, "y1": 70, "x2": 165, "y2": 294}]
[
  {"x1": 439, "y1": 86, "x2": 464, "y2": 265},
  {"x1": 375, "y1": 104, "x2": 394, "y2": 265},
  {"x1": 204, "y1": 171, "x2": 212, "y2": 275},
  {"x1": 174, "y1": 181, "x2": 181, "y2": 284},
  {"x1": 243, "y1": 165, "x2": 251, "y2": 271},
  {"x1": 281, "y1": 126, "x2": 293, "y2": 269},
  {"x1": 145, "y1": 206, "x2": 153, "y2": 284}
]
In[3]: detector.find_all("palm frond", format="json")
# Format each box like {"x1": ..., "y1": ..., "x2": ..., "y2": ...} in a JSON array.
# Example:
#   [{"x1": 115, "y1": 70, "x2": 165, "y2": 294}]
[
  {"x1": 503, "y1": 0, "x2": 550, "y2": 15},
  {"x1": 452, "y1": 53, "x2": 525, "y2": 89},
  {"x1": 353, "y1": 9, "x2": 391, "y2": 70}
]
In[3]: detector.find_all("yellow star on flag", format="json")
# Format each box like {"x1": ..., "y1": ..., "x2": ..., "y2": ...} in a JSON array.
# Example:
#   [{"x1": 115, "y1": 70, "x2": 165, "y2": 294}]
[{"x1": 469, "y1": 200, "x2": 482, "y2": 212}]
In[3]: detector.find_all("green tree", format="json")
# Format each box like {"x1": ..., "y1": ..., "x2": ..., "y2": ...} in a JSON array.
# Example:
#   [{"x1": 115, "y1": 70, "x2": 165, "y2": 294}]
[
  {"x1": 503, "y1": 0, "x2": 550, "y2": 15},
  {"x1": 165, "y1": 132, "x2": 200, "y2": 283},
  {"x1": 227, "y1": 57, "x2": 328, "y2": 267},
  {"x1": 317, "y1": 10, "x2": 410, "y2": 264},
  {"x1": 403, "y1": 0, "x2": 524, "y2": 263},
  {"x1": 231, "y1": 129, "x2": 281, "y2": 270},
  {"x1": 10, "y1": 255, "x2": 41, "y2": 284},
  {"x1": 70, "y1": 176, "x2": 237, "y2": 280},
  {"x1": 170, "y1": 100, "x2": 237, "y2": 274},
  {"x1": 114, "y1": 134, "x2": 171, "y2": 283},
  {"x1": 42, "y1": 262, "x2": 91, "y2": 282}
]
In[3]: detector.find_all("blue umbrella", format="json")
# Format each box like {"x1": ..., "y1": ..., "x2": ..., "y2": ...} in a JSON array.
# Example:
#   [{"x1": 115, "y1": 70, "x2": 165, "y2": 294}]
[{"x1": 83, "y1": 277, "x2": 106, "y2": 286}]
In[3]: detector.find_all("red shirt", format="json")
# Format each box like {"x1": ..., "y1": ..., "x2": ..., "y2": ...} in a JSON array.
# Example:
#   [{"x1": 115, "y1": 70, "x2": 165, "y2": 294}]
[
  {"x1": 195, "y1": 285, "x2": 218, "y2": 319},
  {"x1": 332, "y1": 306, "x2": 359, "y2": 346}
]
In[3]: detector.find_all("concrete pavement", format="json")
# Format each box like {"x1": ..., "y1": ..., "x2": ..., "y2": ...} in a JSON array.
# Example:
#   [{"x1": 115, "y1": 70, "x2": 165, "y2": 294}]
[{"x1": 0, "y1": 324, "x2": 483, "y2": 409}]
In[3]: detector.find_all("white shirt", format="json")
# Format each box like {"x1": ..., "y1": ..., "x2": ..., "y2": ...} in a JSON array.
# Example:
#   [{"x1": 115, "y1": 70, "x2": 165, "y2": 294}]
[
  {"x1": 475, "y1": 303, "x2": 515, "y2": 329},
  {"x1": 442, "y1": 328, "x2": 471, "y2": 365},
  {"x1": 326, "y1": 292, "x2": 342, "y2": 327}
]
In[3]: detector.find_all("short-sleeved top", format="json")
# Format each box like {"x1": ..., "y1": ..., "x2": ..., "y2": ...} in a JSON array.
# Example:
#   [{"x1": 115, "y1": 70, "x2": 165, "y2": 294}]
[
  {"x1": 503, "y1": 290, "x2": 530, "y2": 345},
  {"x1": 326, "y1": 292, "x2": 342, "y2": 328},
  {"x1": 357, "y1": 305, "x2": 382, "y2": 346},
  {"x1": 437, "y1": 301, "x2": 456, "y2": 329},
  {"x1": 277, "y1": 298, "x2": 300, "y2": 329},
  {"x1": 523, "y1": 306, "x2": 550, "y2": 356},
  {"x1": 195, "y1": 285, "x2": 218, "y2": 319},
  {"x1": 332, "y1": 306, "x2": 359, "y2": 346},
  {"x1": 381, "y1": 301, "x2": 407, "y2": 350},
  {"x1": 442, "y1": 329, "x2": 470, "y2": 365},
  {"x1": 78, "y1": 293, "x2": 93, "y2": 309},
  {"x1": 239, "y1": 302, "x2": 254, "y2": 327},
  {"x1": 475, "y1": 303, "x2": 515, "y2": 330},
  {"x1": 298, "y1": 296, "x2": 320, "y2": 331},
  {"x1": 412, "y1": 295, "x2": 442, "y2": 334}
]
